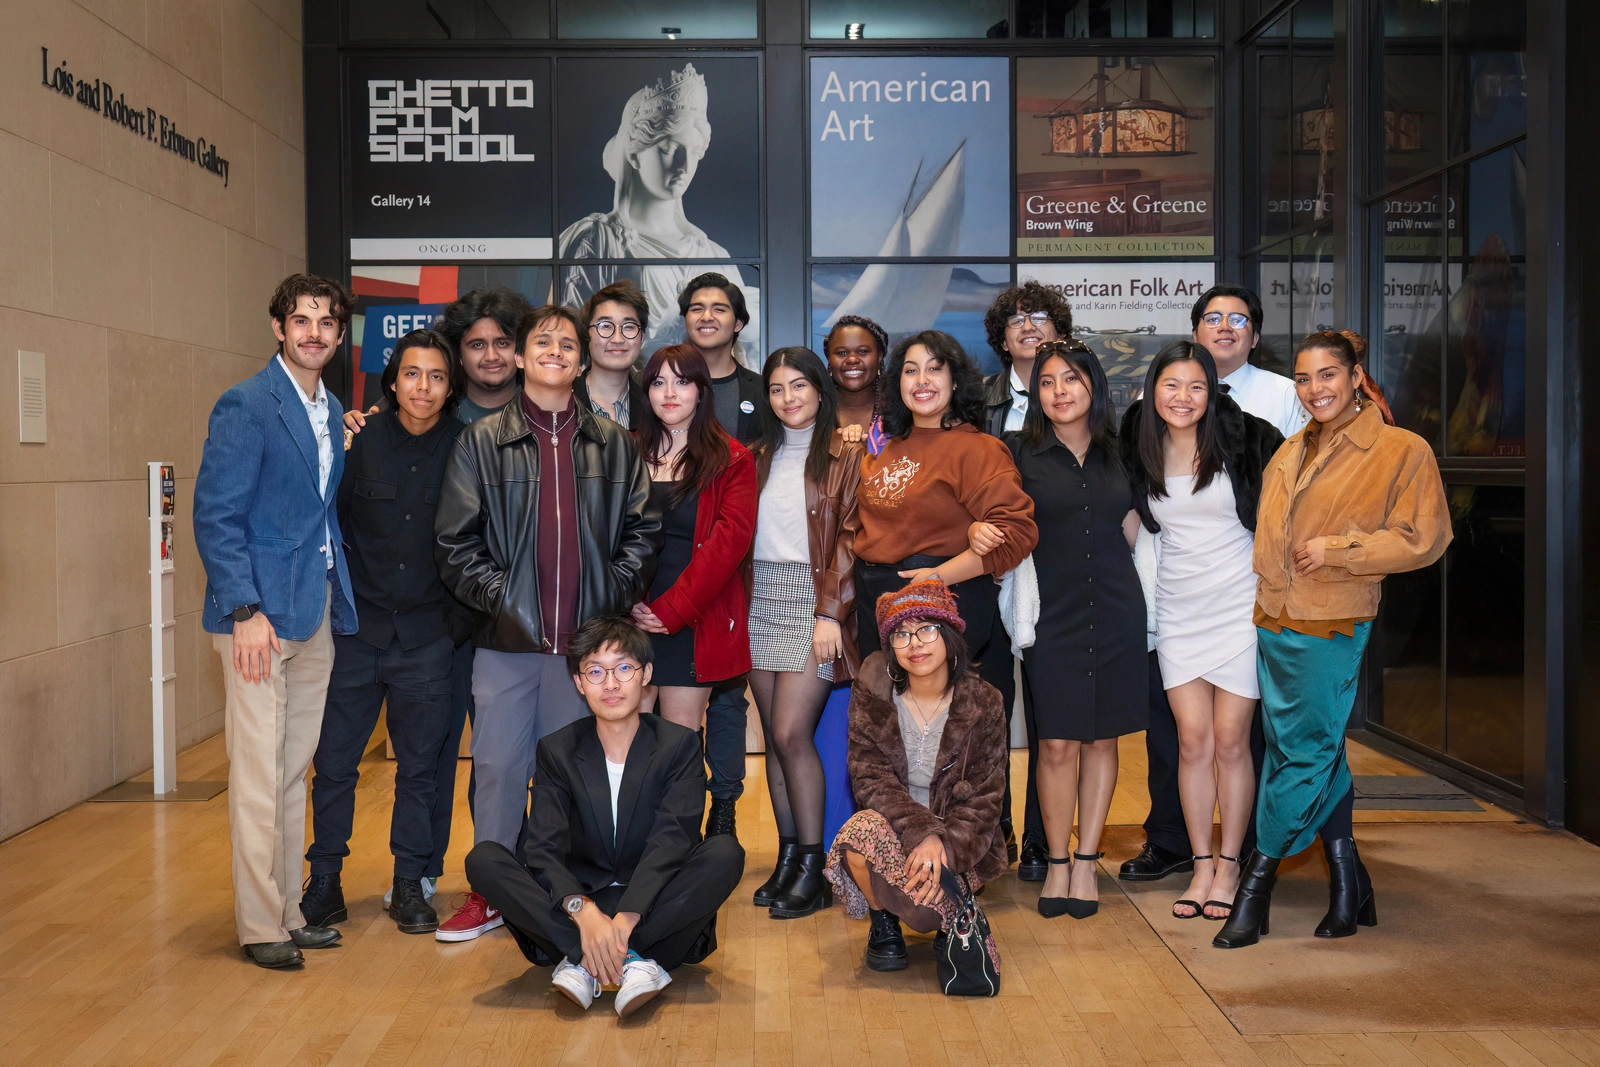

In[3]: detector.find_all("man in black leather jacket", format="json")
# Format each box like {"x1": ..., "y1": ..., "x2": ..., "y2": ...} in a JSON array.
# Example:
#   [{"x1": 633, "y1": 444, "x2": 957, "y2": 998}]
[{"x1": 432, "y1": 304, "x2": 661, "y2": 944}]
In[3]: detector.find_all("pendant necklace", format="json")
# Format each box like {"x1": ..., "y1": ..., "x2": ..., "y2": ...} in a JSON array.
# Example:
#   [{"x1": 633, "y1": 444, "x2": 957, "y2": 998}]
[{"x1": 543, "y1": 408, "x2": 576, "y2": 444}]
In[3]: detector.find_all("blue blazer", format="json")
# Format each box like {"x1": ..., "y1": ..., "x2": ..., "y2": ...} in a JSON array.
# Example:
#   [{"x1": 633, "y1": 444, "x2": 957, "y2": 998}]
[{"x1": 195, "y1": 358, "x2": 357, "y2": 641}]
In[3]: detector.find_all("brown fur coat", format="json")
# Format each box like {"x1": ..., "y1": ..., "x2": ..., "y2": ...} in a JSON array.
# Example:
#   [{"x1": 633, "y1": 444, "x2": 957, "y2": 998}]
[{"x1": 845, "y1": 652, "x2": 1009, "y2": 883}]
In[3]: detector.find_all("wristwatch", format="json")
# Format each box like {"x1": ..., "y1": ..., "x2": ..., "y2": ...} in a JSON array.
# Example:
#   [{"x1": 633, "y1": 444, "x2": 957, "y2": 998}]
[
  {"x1": 232, "y1": 603, "x2": 261, "y2": 623},
  {"x1": 564, "y1": 895, "x2": 589, "y2": 916}
]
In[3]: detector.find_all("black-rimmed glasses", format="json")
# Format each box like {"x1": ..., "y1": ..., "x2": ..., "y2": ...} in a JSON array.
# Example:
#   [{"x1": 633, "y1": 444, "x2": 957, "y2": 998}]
[
  {"x1": 889, "y1": 624, "x2": 943, "y2": 649},
  {"x1": 591, "y1": 320, "x2": 641, "y2": 340}
]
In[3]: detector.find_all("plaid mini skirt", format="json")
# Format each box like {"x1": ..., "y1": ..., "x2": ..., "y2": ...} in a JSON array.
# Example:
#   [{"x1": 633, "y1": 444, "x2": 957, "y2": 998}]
[{"x1": 748, "y1": 560, "x2": 834, "y2": 681}]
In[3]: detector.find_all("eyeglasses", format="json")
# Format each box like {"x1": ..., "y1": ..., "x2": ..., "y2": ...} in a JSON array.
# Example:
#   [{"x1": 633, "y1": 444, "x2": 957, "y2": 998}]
[
  {"x1": 591, "y1": 320, "x2": 642, "y2": 340},
  {"x1": 1005, "y1": 311, "x2": 1053, "y2": 330},
  {"x1": 889, "y1": 624, "x2": 943, "y2": 649},
  {"x1": 1200, "y1": 311, "x2": 1252, "y2": 330},
  {"x1": 579, "y1": 662, "x2": 641, "y2": 686}
]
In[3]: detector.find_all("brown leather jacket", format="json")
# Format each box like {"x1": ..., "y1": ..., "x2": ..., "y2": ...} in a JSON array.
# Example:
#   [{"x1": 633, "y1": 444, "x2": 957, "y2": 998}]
[
  {"x1": 808, "y1": 435, "x2": 864, "y2": 680},
  {"x1": 1254, "y1": 403, "x2": 1452, "y2": 621},
  {"x1": 845, "y1": 652, "x2": 1009, "y2": 884}
]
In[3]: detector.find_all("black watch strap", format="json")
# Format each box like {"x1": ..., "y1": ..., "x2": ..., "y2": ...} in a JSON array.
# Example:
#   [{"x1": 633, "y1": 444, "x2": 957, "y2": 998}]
[{"x1": 232, "y1": 603, "x2": 261, "y2": 623}]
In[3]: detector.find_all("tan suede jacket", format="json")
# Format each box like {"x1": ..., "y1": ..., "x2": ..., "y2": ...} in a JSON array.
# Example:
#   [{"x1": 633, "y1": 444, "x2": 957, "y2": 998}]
[{"x1": 1254, "y1": 404, "x2": 1452, "y2": 621}]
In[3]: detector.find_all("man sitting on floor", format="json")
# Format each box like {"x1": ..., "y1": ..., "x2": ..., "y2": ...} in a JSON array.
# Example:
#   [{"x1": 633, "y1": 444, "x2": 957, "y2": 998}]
[{"x1": 464, "y1": 615, "x2": 745, "y2": 1017}]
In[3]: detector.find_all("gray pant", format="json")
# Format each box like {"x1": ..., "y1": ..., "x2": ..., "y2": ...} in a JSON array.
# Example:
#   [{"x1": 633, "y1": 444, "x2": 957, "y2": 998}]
[{"x1": 469, "y1": 649, "x2": 587, "y2": 850}]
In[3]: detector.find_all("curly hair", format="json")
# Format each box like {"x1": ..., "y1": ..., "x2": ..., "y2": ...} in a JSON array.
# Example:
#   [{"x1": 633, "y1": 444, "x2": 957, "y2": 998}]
[
  {"x1": 268, "y1": 274, "x2": 354, "y2": 331},
  {"x1": 880, "y1": 330, "x2": 987, "y2": 438},
  {"x1": 982, "y1": 280, "x2": 1074, "y2": 366}
]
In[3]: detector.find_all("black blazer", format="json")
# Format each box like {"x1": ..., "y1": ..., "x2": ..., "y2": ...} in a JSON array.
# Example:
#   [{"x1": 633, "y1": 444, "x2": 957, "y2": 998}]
[
  {"x1": 725, "y1": 364, "x2": 765, "y2": 444},
  {"x1": 524, "y1": 714, "x2": 708, "y2": 918},
  {"x1": 1119, "y1": 390, "x2": 1284, "y2": 534}
]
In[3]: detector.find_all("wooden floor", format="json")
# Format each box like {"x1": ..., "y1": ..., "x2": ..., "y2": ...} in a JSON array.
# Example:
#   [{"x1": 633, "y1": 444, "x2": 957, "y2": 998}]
[{"x1": 0, "y1": 733, "x2": 1594, "y2": 1067}]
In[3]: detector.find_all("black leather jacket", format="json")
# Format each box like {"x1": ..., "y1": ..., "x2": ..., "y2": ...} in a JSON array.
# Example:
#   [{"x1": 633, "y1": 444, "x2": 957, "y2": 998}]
[
  {"x1": 434, "y1": 401, "x2": 661, "y2": 653},
  {"x1": 982, "y1": 368, "x2": 1014, "y2": 436}
]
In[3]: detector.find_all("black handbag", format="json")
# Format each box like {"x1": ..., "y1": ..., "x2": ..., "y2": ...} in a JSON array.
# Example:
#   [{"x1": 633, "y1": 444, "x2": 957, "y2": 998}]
[{"x1": 935, "y1": 872, "x2": 1000, "y2": 997}]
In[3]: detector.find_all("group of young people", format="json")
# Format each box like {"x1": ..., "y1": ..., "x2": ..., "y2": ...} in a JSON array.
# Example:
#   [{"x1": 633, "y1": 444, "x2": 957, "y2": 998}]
[{"x1": 193, "y1": 264, "x2": 1449, "y2": 1015}]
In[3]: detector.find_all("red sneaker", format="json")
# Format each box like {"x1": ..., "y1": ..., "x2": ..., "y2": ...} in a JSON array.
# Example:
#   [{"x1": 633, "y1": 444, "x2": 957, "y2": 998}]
[{"x1": 435, "y1": 892, "x2": 504, "y2": 942}]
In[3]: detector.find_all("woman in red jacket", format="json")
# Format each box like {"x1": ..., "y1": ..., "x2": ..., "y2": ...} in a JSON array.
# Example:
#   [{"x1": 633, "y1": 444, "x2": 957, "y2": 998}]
[{"x1": 631, "y1": 344, "x2": 758, "y2": 730}]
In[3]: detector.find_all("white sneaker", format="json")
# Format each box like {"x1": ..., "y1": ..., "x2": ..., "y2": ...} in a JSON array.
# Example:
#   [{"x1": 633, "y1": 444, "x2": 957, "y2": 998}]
[
  {"x1": 614, "y1": 956, "x2": 672, "y2": 1017},
  {"x1": 384, "y1": 877, "x2": 437, "y2": 904},
  {"x1": 550, "y1": 957, "x2": 601, "y2": 1010}
]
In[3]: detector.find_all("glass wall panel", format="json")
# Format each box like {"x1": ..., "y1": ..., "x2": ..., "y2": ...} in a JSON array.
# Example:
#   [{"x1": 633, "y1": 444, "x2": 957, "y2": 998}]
[
  {"x1": 1445, "y1": 0, "x2": 1527, "y2": 159},
  {"x1": 564, "y1": 265, "x2": 762, "y2": 366},
  {"x1": 1381, "y1": 175, "x2": 1449, "y2": 452},
  {"x1": 1443, "y1": 482, "x2": 1525, "y2": 784},
  {"x1": 1290, "y1": 51, "x2": 1334, "y2": 232},
  {"x1": 809, "y1": 0, "x2": 1008, "y2": 39},
  {"x1": 1016, "y1": 0, "x2": 1215, "y2": 39},
  {"x1": 556, "y1": 0, "x2": 757, "y2": 39},
  {"x1": 349, "y1": 0, "x2": 549, "y2": 39},
  {"x1": 1380, "y1": 0, "x2": 1443, "y2": 188},
  {"x1": 1257, "y1": 49, "x2": 1294, "y2": 242},
  {"x1": 1375, "y1": 559, "x2": 1445, "y2": 752},
  {"x1": 1015, "y1": 56, "x2": 1216, "y2": 258},
  {"x1": 811, "y1": 57, "x2": 1010, "y2": 258},
  {"x1": 811, "y1": 264, "x2": 1010, "y2": 375}
]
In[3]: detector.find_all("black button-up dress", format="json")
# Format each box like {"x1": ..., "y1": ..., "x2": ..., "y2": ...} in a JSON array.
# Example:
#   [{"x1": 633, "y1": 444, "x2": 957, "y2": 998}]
[{"x1": 1008, "y1": 434, "x2": 1148, "y2": 740}]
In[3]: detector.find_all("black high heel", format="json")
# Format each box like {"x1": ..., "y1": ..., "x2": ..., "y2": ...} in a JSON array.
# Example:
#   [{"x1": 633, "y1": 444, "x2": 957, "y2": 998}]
[
  {"x1": 1172, "y1": 854, "x2": 1212, "y2": 919},
  {"x1": 1213, "y1": 850, "x2": 1280, "y2": 949},
  {"x1": 1037, "y1": 856, "x2": 1073, "y2": 918},
  {"x1": 1315, "y1": 837, "x2": 1378, "y2": 938},
  {"x1": 769, "y1": 850, "x2": 834, "y2": 919},
  {"x1": 752, "y1": 840, "x2": 800, "y2": 907},
  {"x1": 1201, "y1": 855, "x2": 1240, "y2": 920},
  {"x1": 1064, "y1": 851, "x2": 1104, "y2": 920}
]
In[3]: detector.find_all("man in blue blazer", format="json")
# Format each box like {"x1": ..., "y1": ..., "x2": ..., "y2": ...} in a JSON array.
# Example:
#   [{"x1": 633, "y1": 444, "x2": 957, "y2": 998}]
[{"x1": 195, "y1": 274, "x2": 359, "y2": 968}]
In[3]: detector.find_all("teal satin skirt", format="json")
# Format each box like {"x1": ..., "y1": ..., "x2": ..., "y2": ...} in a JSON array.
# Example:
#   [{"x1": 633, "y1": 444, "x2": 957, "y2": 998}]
[{"x1": 1255, "y1": 621, "x2": 1372, "y2": 859}]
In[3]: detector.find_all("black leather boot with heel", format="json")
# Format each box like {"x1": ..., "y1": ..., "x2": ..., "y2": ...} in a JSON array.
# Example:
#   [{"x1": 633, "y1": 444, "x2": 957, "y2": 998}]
[
  {"x1": 752, "y1": 839, "x2": 800, "y2": 907},
  {"x1": 769, "y1": 850, "x2": 834, "y2": 918},
  {"x1": 1315, "y1": 837, "x2": 1377, "y2": 938},
  {"x1": 1212, "y1": 850, "x2": 1280, "y2": 949}
]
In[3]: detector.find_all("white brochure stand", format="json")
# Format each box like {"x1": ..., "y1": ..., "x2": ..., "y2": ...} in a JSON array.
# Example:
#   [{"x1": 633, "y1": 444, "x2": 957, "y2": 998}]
[{"x1": 89, "y1": 463, "x2": 225, "y2": 802}]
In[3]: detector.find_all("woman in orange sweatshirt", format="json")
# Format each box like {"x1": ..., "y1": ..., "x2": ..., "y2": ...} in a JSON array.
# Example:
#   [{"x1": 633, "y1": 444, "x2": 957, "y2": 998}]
[{"x1": 1215, "y1": 331, "x2": 1451, "y2": 950}]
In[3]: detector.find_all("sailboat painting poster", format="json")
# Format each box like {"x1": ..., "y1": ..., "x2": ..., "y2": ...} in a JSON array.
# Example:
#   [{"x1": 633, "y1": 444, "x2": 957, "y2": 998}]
[{"x1": 810, "y1": 57, "x2": 1009, "y2": 258}]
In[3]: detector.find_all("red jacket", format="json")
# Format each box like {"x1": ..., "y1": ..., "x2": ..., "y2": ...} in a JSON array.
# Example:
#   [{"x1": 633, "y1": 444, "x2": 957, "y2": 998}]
[{"x1": 647, "y1": 442, "x2": 757, "y2": 682}]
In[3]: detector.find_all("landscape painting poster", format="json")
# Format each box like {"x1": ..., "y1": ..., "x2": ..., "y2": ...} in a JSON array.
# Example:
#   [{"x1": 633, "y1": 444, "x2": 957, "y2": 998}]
[
  {"x1": 1019, "y1": 262, "x2": 1215, "y2": 412},
  {"x1": 1016, "y1": 56, "x2": 1216, "y2": 258},
  {"x1": 812, "y1": 264, "x2": 1011, "y2": 377},
  {"x1": 809, "y1": 56, "x2": 1010, "y2": 259},
  {"x1": 348, "y1": 57, "x2": 553, "y2": 260}
]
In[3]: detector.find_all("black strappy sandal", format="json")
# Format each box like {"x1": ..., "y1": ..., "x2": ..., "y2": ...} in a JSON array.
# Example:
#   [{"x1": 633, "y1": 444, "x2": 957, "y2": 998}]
[
  {"x1": 1064, "y1": 851, "x2": 1105, "y2": 920},
  {"x1": 1037, "y1": 856, "x2": 1072, "y2": 918},
  {"x1": 1202, "y1": 855, "x2": 1241, "y2": 920},
  {"x1": 1172, "y1": 854, "x2": 1212, "y2": 919}
]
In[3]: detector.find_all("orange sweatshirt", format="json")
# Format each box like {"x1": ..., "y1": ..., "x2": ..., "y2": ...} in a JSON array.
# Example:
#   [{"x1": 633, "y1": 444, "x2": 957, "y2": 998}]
[{"x1": 854, "y1": 424, "x2": 1037, "y2": 576}]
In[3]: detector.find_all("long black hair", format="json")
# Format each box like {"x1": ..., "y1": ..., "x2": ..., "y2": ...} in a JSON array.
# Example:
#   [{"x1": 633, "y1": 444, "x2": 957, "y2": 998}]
[
  {"x1": 635, "y1": 344, "x2": 734, "y2": 509},
  {"x1": 880, "y1": 330, "x2": 987, "y2": 438},
  {"x1": 1020, "y1": 340, "x2": 1119, "y2": 471},
  {"x1": 1135, "y1": 340, "x2": 1226, "y2": 499},
  {"x1": 883, "y1": 620, "x2": 978, "y2": 695},
  {"x1": 753, "y1": 346, "x2": 839, "y2": 487}
]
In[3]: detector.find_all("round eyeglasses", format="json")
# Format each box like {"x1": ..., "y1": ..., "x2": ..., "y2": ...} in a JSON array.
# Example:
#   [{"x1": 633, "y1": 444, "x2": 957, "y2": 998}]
[
  {"x1": 1005, "y1": 311, "x2": 1053, "y2": 330},
  {"x1": 591, "y1": 319, "x2": 642, "y2": 340},
  {"x1": 1200, "y1": 311, "x2": 1252, "y2": 330},
  {"x1": 580, "y1": 662, "x2": 640, "y2": 686},
  {"x1": 889, "y1": 624, "x2": 943, "y2": 649}
]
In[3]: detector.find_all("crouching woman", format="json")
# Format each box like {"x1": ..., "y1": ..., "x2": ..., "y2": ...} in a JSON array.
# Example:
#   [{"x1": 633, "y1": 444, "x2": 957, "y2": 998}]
[{"x1": 824, "y1": 579, "x2": 1008, "y2": 972}]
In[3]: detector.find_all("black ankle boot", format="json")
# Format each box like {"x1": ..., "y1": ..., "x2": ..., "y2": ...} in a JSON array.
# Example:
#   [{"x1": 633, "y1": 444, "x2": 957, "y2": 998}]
[
  {"x1": 1212, "y1": 850, "x2": 1279, "y2": 949},
  {"x1": 1315, "y1": 837, "x2": 1377, "y2": 938},
  {"x1": 301, "y1": 872, "x2": 347, "y2": 927},
  {"x1": 1017, "y1": 838, "x2": 1049, "y2": 882},
  {"x1": 865, "y1": 908, "x2": 907, "y2": 971},
  {"x1": 389, "y1": 877, "x2": 439, "y2": 934},
  {"x1": 705, "y1": 797, "x2": 737, "y2": 839},
  {"x1": 752, "y1": 839, "x2": 800, "y2": 907},
  {"x1": 769, "y1": 850, "x2": 834, "y2": 918}
]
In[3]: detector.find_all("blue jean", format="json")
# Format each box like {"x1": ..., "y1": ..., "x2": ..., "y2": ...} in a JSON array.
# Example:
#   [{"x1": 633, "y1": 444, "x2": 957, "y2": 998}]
[
  {"x1": 704, "y1": 677, "x2": 749, "y2": 801},
  {"x1": 307, "y1": 633, "x2": 455, "y2": 880}
]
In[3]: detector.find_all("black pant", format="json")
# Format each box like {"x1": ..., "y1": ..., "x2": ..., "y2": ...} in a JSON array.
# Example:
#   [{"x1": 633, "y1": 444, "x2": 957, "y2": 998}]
[
  {"x1": 308, "y1": 633, "x2": 455, "y2": 880},
  {"x1": 465, "y1": 836, "x2": 745, "y2": 971},
  {"x1": 856, "y1": 557, "x2": 1018, "y2": 835},
  {"x1": 421, "y1": 638, "x2": 474, "y2": 879},
  {"x1": 703, "y1": 677, "x2": 748, "y2": 802},
  {"x1": 1142, "y1": 651, "x2": 1267, "y2": 857}
]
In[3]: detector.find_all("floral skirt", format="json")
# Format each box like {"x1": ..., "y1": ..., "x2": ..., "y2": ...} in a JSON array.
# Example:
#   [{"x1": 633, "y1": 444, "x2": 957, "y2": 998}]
[{"x1": 824, "y1": 809, "x2": 973, "y2": 931}]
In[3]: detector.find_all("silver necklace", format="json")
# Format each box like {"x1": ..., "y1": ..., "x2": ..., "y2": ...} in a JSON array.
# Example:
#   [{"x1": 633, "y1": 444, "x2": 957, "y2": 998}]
[{"x1": 540, "y1": 408, "x2": 576, "y2": 444}]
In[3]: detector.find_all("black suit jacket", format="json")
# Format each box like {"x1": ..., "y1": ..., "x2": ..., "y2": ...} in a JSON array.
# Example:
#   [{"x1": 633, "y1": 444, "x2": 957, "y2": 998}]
[{"x1": 524, "y1": 714, "x2": 706, "y2": 918}]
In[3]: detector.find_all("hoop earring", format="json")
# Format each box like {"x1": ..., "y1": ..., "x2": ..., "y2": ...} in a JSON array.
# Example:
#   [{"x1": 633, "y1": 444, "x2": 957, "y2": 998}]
[{"x1": 1355, "y1": 392, "x2": 1364, "y2": 411}]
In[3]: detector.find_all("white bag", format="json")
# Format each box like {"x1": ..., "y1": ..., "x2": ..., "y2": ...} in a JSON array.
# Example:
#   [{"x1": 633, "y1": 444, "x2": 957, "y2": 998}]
[
  {"x1": 1134, "y1": 524, "x2": 1160, "y2": 652},
  {"x1": 998, "y1": 554, "x2": 1040, "y2": 658}
]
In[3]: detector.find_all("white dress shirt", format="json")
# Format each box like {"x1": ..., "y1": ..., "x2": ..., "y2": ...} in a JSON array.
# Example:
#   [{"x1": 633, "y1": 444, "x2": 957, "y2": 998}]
[
  {"x1": 277, "y1": 354, "x2": 334, "y2": 568},
  {"x1": 1004, "y1": 367, "x2": 1028, "y2": 432},
  {"x1": 1219, "y1": 361, "x2": 1310, "y2": 439}
]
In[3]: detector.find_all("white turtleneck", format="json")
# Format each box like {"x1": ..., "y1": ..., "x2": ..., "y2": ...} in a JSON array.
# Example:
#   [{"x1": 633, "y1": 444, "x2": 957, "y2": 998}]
[{"x1": 755, "y1": 422, "x2": 814, "y2": 564}]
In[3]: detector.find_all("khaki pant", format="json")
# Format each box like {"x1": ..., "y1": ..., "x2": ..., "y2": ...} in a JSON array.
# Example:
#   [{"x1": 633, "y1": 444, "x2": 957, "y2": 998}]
[{"x1": 214, "y1": 594, "x2": 334, "y2": 946}]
